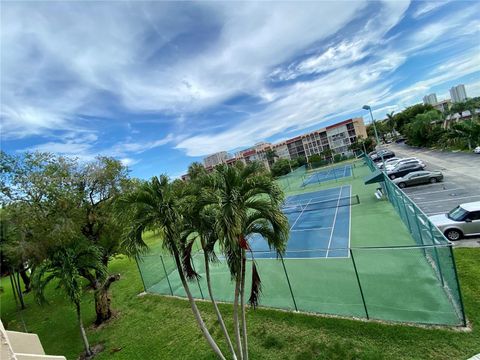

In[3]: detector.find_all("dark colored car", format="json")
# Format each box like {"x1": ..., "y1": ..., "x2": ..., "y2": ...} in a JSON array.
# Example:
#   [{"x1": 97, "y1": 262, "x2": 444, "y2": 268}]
[
  {"x1": 372, "y1": 150, "x2": 396, "y2": 162},
  {"x1": 387, "y1": 163, "x2": 423, "y2": 179},
  {"x1": 392, "y1": 170, "x2": 443, "y2": 188}
]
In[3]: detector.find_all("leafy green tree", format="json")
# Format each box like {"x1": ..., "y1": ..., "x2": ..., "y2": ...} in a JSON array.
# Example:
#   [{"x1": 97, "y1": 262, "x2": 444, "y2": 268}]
[
  {"x1": 445, "y1": 119, "x2": 480, "y2": 150},
  {"x1": 403, "y1": 110, "x2": 444, "y2": 147},
  {"x1": 0, "y1": 152, "x2": 130, "y2": 325},
  {"x1": 270, "y1": 158, "x2": 291, "y2": 177},
  {"x1": 204, "y1": 162, "x2": 289, "y2": 360},
  {"x1": 32, "y1": 241, "x2": 106, "y2": 357},
  {"x1": 187, "y1": 162, "x2": 207, "y2": 180},
  {"x1": 118, "y1": 175, "x2": 226, "y2": 359}
]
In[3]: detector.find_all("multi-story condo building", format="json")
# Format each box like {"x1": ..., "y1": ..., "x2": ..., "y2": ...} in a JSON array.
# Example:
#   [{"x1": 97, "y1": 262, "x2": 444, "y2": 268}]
[
  {"x1": 196, "y1": 117, "x2": 367, "y2": 176},
  {"x1": 203, "y1": 151, "x2": 231, "y2": 168},
  {"x1": 423, "y1": 93, "x2": 438, "y2": 105},
  {"x1": 450, "y1": 84, "x2": 467, "y2": 103}
]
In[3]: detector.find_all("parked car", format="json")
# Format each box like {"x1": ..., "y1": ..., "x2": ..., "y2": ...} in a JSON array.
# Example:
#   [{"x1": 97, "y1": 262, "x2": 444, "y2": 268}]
[
  {"x1": 385, "y1": 157, "x2": 425, "y2": 171},
  {"x1": 474, "y1": 146, "x2": 480, "y2": 154},
  {"x1": 393, "y1": 170, "x2": 443, "y2": 188},
  {"x1": 387, "y1": 163, "x2": 424, "y2": 179},
  {"x1": 429, "y1": 202, "x2": 480, "y2": 241},
  {"x1": 372, "y1": 150, "x2": 396, "y2": 162},
  {"x1": 377, "y1": 157, "x2": 401, "y2": 169}
]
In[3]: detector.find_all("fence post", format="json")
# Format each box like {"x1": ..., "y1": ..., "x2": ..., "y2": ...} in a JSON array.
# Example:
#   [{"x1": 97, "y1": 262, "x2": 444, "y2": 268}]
[
  {"x1": 400, "y1": 196, "x2": 413, "y2": 234},
  {"x1": 160, "y1": 255, "x2": 174, "y2": 296},
  {"x1": 350, "y1": 249, "x2": 369, "y2": 320},
  {"x1": 448, "y1": 246, "x2": 467, "y2": 327},
  {"x1": 191, "y1": 258, "x2": 205, "y2": 300},
  {"x1": 428, "y1": 222, "x2": 445, "y2": 287},
  {"x1": 279, "y1": 254, "x2": 298, "y2": 311},
  {"x1": 135, "y1": 256, "x2": 147, "y2": 293}
]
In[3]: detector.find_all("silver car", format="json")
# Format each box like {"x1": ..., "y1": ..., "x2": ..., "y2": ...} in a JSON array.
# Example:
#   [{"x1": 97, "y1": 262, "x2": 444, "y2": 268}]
[{"x1": 429, "y1": 201, "x2": 480, "y2": 241}]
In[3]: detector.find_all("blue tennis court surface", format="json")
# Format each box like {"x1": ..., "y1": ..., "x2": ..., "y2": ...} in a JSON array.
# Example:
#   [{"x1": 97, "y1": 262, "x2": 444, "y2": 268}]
[
  {"x1": 302, "y1": 164, "x2": 352, "y2": 187},
  {"x1": 249, "y1": 185, "x2": 352, "y2": 259}
]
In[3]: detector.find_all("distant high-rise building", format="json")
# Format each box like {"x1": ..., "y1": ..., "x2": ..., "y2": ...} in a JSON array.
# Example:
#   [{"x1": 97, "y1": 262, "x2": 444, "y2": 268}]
[
  {"x1": 450, "y1": 84, "x2": 467, "y2": 103},
  {"x1": 423, "y1": 93, "x2": 438, "y2": 105},
  {"x1": 203, "y1": 151, "x2": 230, "y2": 168}
]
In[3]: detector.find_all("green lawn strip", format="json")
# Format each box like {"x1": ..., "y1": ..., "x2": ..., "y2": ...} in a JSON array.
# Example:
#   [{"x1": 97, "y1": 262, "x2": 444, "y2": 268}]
[{"x1": 1, "y1": 248, "x2": 479, "y2": 359}]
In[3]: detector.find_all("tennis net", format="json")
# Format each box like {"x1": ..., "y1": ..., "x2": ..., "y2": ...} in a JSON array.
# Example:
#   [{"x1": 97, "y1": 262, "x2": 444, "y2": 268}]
[{"x1": 282, "y1": 194, "x2": 360, "y2": 214}]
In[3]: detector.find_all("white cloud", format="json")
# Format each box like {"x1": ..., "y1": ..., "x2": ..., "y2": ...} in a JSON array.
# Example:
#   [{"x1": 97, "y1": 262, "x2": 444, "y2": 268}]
[{"x1": 412, "y1": 1, "x2": 452, "y2": 18}]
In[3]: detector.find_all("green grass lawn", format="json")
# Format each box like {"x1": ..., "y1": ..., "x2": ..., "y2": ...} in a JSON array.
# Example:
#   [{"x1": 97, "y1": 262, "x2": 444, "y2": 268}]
[{"x1": 1, "y1": 246, "x2": 479, "y2": 359}]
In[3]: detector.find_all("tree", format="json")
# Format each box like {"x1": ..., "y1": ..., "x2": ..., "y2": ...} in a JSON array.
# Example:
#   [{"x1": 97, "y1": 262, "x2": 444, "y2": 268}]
[
  {"x1": 117, "y1": 175, "x2": 226, "y2": 359},
  {"x1": 204, "y1": 162, "x2": 289, "y2": 360},
  {"x1": 265, "y1": 149, "x2": 277, "y2": 167},
  {"x1": 0, "y1": 152, "x2": 131, "y2": 325},
  {"x1": 32, "y1": 241, "x2": 106, "y2": 357},
  {"x1": 320, "y1": 148, "x2": 334, "y2": 161},
  {"x1": 187, "y1": 162, "x2": 207, "y2": 180},
  {"x1": 181, "y1": 177, "x2": 237, "y2": 359},
  {"x1": 386, "y1": 111, "x2": 397, "y2": 135},
  {"x1": 403, "y1": 110, "x2": 444, "y2": 147},
  {"x1": 270, "y1": 158, "x2": 291, "y2": 177},
  {"x1": 445, "y1": 119, "x2": 480, "y2": 150}
]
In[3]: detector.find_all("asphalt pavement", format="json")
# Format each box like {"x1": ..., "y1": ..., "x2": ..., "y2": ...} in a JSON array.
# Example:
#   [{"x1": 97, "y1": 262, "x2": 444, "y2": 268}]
[{"x1": 386, "y1": 143, "x2": 480, "y2": 247}]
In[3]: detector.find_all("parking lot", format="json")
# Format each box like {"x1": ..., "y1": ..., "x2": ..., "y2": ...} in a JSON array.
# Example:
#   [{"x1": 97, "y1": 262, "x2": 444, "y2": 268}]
[{"x1": 386, "y1": 144, "x2": 480, "y2": 246}]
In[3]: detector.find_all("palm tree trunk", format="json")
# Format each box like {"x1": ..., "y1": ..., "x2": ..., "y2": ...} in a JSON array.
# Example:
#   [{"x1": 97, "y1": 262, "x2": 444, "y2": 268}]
[
  {"x1": 172, "y1": 248, "x2": 226, "y2": 360},
  {"x1": 75, "y1": 301, "x2": 92, "y2": 357},
  {"x1": 233, "y1": 272, "x2": 243, "y2": 360},
  {"x1": 240, "y1": 249, "x2": 248, "y2": 360},
  {"x1": 203, "y1": 246, "x2": 237, "y2": 360}
]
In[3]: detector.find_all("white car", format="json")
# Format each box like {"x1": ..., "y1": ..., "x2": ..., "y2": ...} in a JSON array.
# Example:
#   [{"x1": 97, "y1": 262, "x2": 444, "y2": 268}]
[
  {"x1": 474, "y1": 146, "x2": 480, "y2": 154},
  {"x1": 377, "y1": 157, "x2": 401, "y2": 169},
  {"x1": 429, "y1": 202, "x2": 480, "y2": 241},
  {"x1": 386, "y1": 158, "x2": 426, "y2": 171}
]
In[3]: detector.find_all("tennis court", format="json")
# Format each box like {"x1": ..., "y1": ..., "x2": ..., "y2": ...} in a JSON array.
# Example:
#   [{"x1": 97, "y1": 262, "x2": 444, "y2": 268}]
[
  {"x1": 249, "y1": 186, "x2": 355, "y2": 259},
  {"x1": 137, "y1": 160, "x2": 466, "y2": 327},
  {"x1": 302, "y1": 164, "x2": 352, "y2": 187}
]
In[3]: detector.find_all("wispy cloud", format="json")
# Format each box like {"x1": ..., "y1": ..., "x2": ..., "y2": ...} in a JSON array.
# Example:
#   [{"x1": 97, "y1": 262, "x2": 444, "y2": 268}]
[{"x1": 2, "y1": 1, "x2": 480, "y2": 175}]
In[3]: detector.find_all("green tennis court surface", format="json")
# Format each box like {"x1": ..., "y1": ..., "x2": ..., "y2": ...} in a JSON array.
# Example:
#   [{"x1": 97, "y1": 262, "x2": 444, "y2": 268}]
[{"x1": 137, "y1": 159, "x2": 465, "y2": 327}]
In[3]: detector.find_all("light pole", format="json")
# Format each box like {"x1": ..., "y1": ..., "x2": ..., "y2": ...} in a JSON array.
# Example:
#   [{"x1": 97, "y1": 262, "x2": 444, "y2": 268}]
[{"x1": 362, "y1": 105, "x2": 385, "y2": 170}]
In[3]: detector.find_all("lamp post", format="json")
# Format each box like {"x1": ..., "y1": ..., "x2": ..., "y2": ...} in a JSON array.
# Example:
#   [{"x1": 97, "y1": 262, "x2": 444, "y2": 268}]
[{"x1": 362, "y1": 105, "x2": 385, "y2": 170}]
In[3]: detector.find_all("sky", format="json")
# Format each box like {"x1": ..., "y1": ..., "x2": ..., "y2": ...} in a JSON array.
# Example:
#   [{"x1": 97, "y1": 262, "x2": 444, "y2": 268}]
[{"x1": 1, "y1": 1, "x2": 480, "y2": 179}]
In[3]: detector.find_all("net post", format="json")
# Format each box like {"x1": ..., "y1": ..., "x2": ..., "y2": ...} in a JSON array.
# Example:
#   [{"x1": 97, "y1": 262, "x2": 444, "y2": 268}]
[
  {"x1": 350, "y1": 249, "x2": 369, "y2": 320},
  {"x1": 279, "y1": 253, "x2": 298, "y2": 311},
  {"x1": 448, "y1": 245, "x2": 467, "y2": 327},
  {"x1": 135, "y1": 256, "x2": 147, "y2": 293},
  {"x1": 428, "y1": 222, "x2": 444, "y2": 287},
  {"x1": 160, "y1": 255, "x2": 174, "y2": 296},
  {"x1": 191, "y1": 258, "x2": 205, "y2": 300}
]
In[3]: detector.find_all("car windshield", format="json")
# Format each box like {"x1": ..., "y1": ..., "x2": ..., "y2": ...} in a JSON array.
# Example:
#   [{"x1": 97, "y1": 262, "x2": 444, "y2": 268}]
[{"x1": 447, "y1": 206, "x2": 468, "y2": 221}]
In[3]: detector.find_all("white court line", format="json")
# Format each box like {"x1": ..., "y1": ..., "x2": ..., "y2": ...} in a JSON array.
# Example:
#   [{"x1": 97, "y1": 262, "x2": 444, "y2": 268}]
[
  {"x1": 415, "y1": 194, "x2": 480, "y2": 205},
  {"x1": 325, "y1": 186, "x2": 343, "y2": 258},
  {"x1": 289, "y1": 198, "x2": 312, "y2": 231},
  {"x1": 343, "y1": 165, "x2": 347, "y2": 178},
  {"x1": 405, "y1": 188, "x2": 463, "y2": 197},
  {"x1": 291, "y1": 227, "x2": 332, "y2": 232}
]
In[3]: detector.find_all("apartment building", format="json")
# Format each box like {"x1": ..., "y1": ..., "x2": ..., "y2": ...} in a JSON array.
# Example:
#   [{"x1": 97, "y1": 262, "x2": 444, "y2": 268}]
[
  {"x1": 423, "y1": 93, "x2": 438, "y2": 105},
  {"x1": 194, "y1": 117, "x2": 367, "y2": 176},
  {"x1": 203, "y1": 151, "x2": 231, "y2": 168},
  {"x1": 450, "y1": 84, "x2": 467, "y2": 103}
]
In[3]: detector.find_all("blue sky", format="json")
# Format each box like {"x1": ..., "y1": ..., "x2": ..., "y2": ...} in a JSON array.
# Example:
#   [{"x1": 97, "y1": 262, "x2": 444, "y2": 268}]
[{"x1": 1, "y1": 1, "x2": 480, "y2": 179}]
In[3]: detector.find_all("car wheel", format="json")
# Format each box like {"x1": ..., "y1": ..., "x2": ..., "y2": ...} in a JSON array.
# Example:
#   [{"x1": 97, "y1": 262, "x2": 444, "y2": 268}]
[
  {"x1": 398, "y1": 182, "x2": 406, "y2": 188},
  {"x1": 429, "y1": 178, "x2": 437, "y2": 184},
  {"x1": 445, "y1": 229, "x2": 463, "y2": 241},
  {"x1": 389, "y1": 174, "x2": 396, "y2": 180}
]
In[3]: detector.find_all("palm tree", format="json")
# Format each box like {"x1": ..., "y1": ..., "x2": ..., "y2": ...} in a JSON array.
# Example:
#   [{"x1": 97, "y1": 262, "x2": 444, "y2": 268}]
[
  {"x1": 386, "y1": 111, "x2": 396, "y2": 137},
  {"x1": 181, "y1": 194, "x2": 238, "y2": 360},
  {"x1": 204, "y1": 162, "x2": 289, "y2": 360},
  {"x1": 446, "y1": 119, "x2": 480, "y2": 150},
  {"x1": 118, "y1": 175, "x2": 226, "y2": 359},
  {"x1": 32, "y1": 241, "x2": 105, "y2": 357}
]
